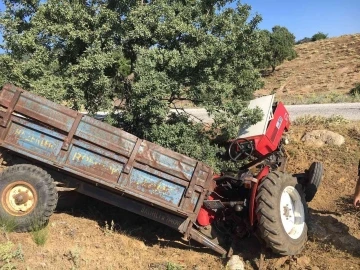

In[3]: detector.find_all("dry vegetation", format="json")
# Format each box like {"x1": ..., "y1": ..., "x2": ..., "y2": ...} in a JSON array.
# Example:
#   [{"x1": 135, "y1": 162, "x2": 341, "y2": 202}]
[{"x1": 256, "y1": 34, "x2": 360, "y2": 104}]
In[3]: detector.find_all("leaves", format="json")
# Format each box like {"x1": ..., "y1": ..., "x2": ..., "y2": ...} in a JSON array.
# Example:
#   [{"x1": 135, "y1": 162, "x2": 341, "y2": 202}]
[
  {"x1": 1, "y1": 0, "x2": 266, "y2": 171},
  {"x1": 261, "y1": 26, "x2": 296, "y2": 72}
]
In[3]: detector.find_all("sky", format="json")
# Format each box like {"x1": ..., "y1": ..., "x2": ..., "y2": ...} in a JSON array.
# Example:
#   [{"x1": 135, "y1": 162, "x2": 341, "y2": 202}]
[
  {"x1": 237, "y1": 0, "x2": 360, "y2": 40},
  {"x1": 0, "y1": 0, "x2": 359, "y2": 49}
]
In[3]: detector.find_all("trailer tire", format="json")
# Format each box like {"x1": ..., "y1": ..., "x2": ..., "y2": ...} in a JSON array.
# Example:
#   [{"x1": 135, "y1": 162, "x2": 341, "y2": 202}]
[
  {"x1": 256, "y1": 171, "x2": 308, "y2": 255},
  {"x1": 304, "y1": 162, "x2": 323, "y2": 202},
  {"x1": 0, "y1": 164, "x2": 58, "y2": 232}
]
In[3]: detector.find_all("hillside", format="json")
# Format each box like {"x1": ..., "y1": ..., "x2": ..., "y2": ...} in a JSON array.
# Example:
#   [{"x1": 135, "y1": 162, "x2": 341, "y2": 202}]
[{"x1": 256, "y1": 34, "x2": 360, "y2": 104}]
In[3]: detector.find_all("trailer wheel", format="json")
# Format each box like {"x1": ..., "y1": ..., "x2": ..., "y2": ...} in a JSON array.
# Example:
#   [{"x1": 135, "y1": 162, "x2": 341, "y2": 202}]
[
  {"x1": 256, "y1": 171, "x2": 308, "y2": 255},
  {"x1": 304, "y1": 162, "x2": 323, "y2": 202},
  {"x1": 0, "y1": 165, "x2": 58, "y2": 232}
]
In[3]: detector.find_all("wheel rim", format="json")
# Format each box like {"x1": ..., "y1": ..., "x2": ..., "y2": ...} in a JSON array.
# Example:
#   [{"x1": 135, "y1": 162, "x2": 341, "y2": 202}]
[
  {"x1": 2, "y1": 181, "x2": 38, "y2": 216},
  {"x1": 280, "y1": 186, "x2": 305, "y2": 239}
]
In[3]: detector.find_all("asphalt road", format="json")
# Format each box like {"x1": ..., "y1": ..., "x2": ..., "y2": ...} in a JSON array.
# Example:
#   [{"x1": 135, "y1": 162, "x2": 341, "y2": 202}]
[
  {"x1": 90, "y1": 103, "x2": 360, "y2": 123},
  {"x1": 285, "y1": 103, "x2": 360, "y2": 121},
  {"x1": 174, "y1": 103, "x2": 360, "y2": 124}
]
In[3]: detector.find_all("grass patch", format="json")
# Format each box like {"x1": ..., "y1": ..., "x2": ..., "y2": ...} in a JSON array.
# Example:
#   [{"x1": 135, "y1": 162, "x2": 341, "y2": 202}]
[
  {"x1": 278, "y1": 91, "x2": 360, "y2": 105},
  {"x1": 293, "y1": 115, "x2": 349, "y2": 127},
  {"x1": 102, "y1": 220, "x2": 115, "y2": 236},
  {"x1": 0, "y1": 241, "x2": 24, "y2": 269},
  {"x1": 0, "y1": 217, "x2": 17, "y2": 234},
  {"x1": 30, "y1": 226, "x2": 48, "y2": 247},
  {"x1": 166, "y1": 262, "x2": 184, "y2": 270},
  {"x1": 350, "y1": 83, "x2": 360, "y2": 96}
]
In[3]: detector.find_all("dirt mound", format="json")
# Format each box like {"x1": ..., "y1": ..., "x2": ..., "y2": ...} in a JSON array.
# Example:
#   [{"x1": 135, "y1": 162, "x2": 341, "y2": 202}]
[{"x1": 256, "y1": 34, "x2": 360, "y2": 104}]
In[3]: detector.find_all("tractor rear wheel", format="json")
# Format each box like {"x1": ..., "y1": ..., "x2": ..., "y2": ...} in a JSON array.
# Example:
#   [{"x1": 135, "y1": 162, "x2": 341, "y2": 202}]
[{"x1": 256, "y1": 171, "x2": 308, "y2": 255}]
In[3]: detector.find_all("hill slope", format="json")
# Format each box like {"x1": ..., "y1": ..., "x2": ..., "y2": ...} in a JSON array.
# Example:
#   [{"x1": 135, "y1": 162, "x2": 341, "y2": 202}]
[{"x1": 256, "y1": 34, "x2": 360, "y2": 104}]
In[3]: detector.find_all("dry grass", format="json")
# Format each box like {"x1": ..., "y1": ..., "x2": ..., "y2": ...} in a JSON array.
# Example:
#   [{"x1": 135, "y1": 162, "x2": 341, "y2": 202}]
[
  {"x1": 256, "y1": 34, "x2": 360, "y2": 104},
  {"x1": 292, "y1": 114, "x2": 350, "y2": 127}
]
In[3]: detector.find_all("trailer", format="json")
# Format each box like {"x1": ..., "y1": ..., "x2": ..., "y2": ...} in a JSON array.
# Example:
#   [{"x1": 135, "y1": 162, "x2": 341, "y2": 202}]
[{"x1": 0, "y1": 84, "x2": 323, "y2": 256}]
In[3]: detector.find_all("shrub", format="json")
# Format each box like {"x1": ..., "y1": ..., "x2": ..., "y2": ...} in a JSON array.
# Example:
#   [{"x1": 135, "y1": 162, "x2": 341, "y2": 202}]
[
  {"x1": 296, "y1": 37, "x2": 312, "y2": 44},
  {"x1": 350, "y1": 83, "x2": 360, "y2": 96},
  {"x1": 311, "y1": 32, "x2": 328, "y2": 41}
]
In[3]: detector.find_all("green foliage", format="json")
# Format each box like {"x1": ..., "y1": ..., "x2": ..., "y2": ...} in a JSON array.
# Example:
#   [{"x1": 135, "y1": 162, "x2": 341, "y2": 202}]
[
  {"x1": 0, "y1": 0, "x2": 129, "y2": 112},
  {"x1": 261, "y1": 26, "x2": 297, "y2": 72},
  {"x1": 31, "y1": 227, "x2": 48, "y2": 246},
  {"x1": 0, "y1": 242, "x2": 24, "y2": 270},
  {"x1": 296, "y1": 37, "x2": 312, "y2": 44},
  {"x1": 166, "y1": 262, "x2": 184, "y2": 270},
  {"x1": 350, "y1": 83, "x2": 360, "y2": 96},
  {"x1": 0, "y1": 217, "x2": 17, "y2": 234},
  {"x1": 29, "y1": 218, "x2": 49, "y2": 246},
  {"x1": 1, "y1": 0, "x2": 265, "y2": 171},
  {"x1": 311, "y1": 32, "x2": 328, "y2": 41}
]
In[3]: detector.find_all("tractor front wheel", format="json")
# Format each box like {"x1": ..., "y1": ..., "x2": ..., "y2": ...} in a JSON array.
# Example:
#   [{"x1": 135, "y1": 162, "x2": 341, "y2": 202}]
[{"x1": 256, "y1": 172, "x2": 308, "y2": 255}]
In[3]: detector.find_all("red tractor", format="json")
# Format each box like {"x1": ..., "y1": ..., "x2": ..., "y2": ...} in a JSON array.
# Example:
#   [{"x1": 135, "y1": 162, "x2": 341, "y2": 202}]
[{"x1": 196, "y1": 95, "x2": 323, "y2": 255}]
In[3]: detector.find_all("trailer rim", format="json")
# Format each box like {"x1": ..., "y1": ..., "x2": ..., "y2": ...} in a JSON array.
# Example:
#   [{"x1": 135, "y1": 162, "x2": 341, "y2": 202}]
[{"x1": 2, "y1": 181, "x2": 38, "y2": 216}]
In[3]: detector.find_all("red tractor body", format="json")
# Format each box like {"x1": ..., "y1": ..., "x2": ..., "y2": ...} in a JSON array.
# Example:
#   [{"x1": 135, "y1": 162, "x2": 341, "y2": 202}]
[{"x1": 196, "y1": 95, "x2": 322, "y2": 256}]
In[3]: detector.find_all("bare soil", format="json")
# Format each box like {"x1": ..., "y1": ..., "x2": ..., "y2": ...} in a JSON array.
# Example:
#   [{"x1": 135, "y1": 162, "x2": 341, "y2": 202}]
[
  {"x1": 256, "y1": 34, "x2": 360, "y2": 104},
  {"x1": 1, "y1": 120, "x2": 360, "y2": 270}
]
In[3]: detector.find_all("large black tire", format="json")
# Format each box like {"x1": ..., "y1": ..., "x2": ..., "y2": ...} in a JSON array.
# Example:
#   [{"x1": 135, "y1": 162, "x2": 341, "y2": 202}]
[
  {"x1": 256, "y1": 171, "x2": 308, "y2": 255},
  {"x1": 0, "y1": 164, "x2": 58, "y2": 232},
  {"x1": 304, "y1": 162, "x2": 323, "y2": 202}
]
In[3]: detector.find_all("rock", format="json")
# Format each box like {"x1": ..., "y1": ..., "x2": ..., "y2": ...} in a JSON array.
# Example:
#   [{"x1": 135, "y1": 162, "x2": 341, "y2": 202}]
[
  {"x1": 301, "y1": 130, "x2": 345, "y2": 147},
  {"x1": 226, "y1": 255, "x2": 245, "y2": 270}
]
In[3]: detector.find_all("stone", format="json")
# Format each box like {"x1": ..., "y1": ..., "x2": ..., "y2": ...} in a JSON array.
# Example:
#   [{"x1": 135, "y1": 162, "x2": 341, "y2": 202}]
[
  {"x1": 301, "y1": 130, "x2": 345, "y2": 147},
  {"x1": 226, "y1": 255, "x2": 245, "y2": 270}
]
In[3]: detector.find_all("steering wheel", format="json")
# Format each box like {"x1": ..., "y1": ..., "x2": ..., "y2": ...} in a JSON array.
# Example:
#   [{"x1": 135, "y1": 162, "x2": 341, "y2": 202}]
[{"x1": 228, "y1": 138, "x2": 254, "y2": 162}]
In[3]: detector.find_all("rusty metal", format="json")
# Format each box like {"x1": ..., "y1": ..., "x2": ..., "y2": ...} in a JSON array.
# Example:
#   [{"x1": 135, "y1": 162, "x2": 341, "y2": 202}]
[
  {"x1": 0, "y1": 84, "x2": 226, "y2": 254},
  {"x1": 186, "y1": 162, "x2": 201, "y2": 198},
  {"x1": 189, "y1": 227, "x2": 227, "y2": 256},
  {"x1": 62, "y1": 113, "x2": 83, "y2": 150},
  {"x1": 0, "y1": 88, "x2": 22, "y2": 128},
  {"x1": 122, "y1": 138, "x2": 143, "y2": 174}
]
